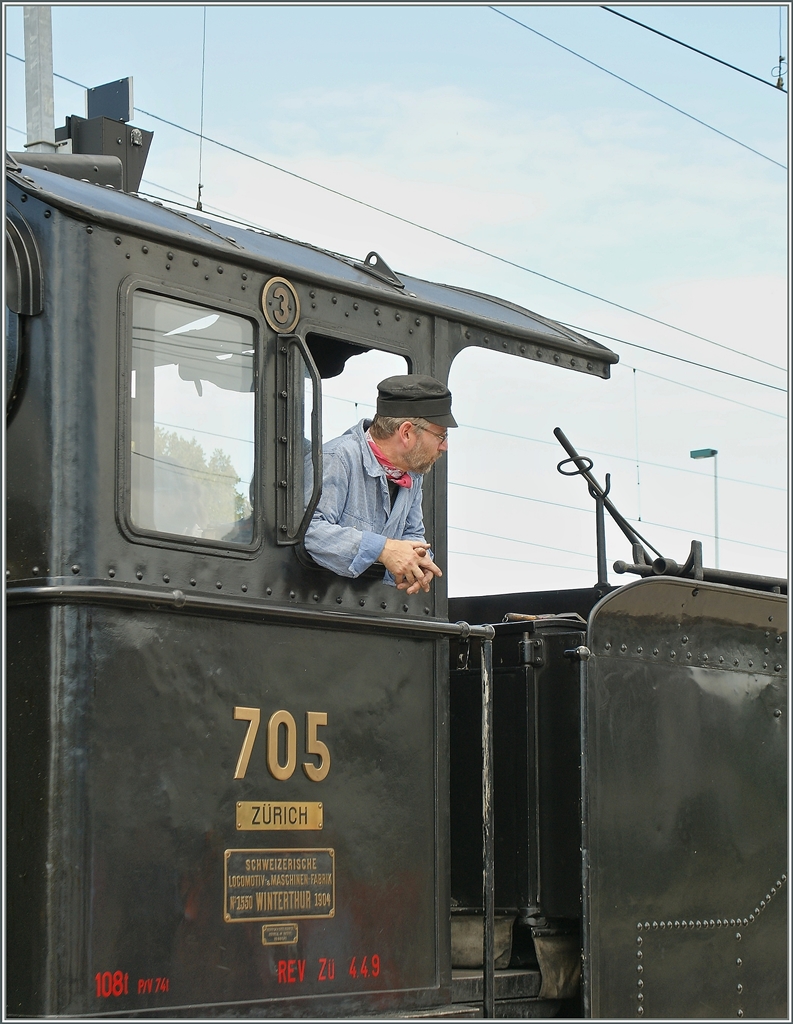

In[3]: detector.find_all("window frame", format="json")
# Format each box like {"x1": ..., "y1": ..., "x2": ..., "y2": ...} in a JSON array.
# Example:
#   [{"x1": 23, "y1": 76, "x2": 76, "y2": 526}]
[
  {"x1": 289, "y1": 320, "x2": 416, "y2": 569},
  {"x1": 117, "y1": 277, "x2": 264, "y2": 557}
]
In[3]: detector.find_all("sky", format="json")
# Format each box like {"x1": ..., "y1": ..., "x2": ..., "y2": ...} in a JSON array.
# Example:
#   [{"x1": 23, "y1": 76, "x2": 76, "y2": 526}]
[{"x1": 4, "y1": 3, "x2": 789, "y2": 597}]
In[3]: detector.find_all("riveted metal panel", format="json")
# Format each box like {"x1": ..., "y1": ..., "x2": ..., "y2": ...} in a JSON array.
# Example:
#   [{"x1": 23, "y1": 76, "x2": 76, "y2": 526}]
[
  {"x1": 583, "y1": 577, "x2": 787, "y2": 1018},
  {"x1": 6, "y1": 601, "x2": 447, "y2": 1016}
]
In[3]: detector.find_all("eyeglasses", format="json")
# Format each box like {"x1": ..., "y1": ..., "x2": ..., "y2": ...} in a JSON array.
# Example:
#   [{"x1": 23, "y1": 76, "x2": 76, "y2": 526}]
[{"x1": 415, "y1": 424, "x2": 448, "y2": 445}]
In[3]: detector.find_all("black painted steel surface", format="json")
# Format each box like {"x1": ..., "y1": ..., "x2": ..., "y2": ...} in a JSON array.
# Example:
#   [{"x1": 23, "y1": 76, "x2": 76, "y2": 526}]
[
  {"x1": 582, "y1": 577, "x2": 788, "y2": 1019},
  {"x1": 7, "y1": 602, "x2": 448, "y2": 1017}
]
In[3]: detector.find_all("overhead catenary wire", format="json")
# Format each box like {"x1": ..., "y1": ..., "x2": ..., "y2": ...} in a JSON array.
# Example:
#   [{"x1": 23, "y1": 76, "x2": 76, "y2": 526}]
[
  {"x1": 7, "y1": 152, "x2": 785, "y2": 465},
  {"x1": 326, "y1": 395, "x2": 786, "y2": 561},
  {"x1": 137, "y1": 178, "x2": 789, "y2": 396},
  {"x1": 31, "y1": 171, "x2": 788, "y2": 403},
  {"x1": 155, "y1": 420, "x2": 254, "y2": 447},
  {"x1": 451, "y1": 525, "x2": 597, "y2": 562},
  {"x1": 600, "y1": 6, "x2": 788, "y2": 93},
  {"x1": 622, "y1": 363, "x2": 785, "y2": 420},
  {"x1": 322, "y1": 393, "x2": 785, "y2": 492},
  {"x1": 139, "y1": 181, "x2": 269, "y2": 231},
  {"x1": 111, "y1": 188, "x2": 792, "y2": 401},
  {"x1": 488, "y1": 6, "x2": 787, "y2": 170},
  {"x1": 130, "y1": 107, "x2": 789, "y2": 375},
  {"x1": 449, "y1": 549, "x2": 595, "y2": 574},
  {"x1": 5, "y1": 49, "x2": 784, "y2": 580},
  {"x1": 4, "y1": 151, "x2": 779, "y2": 465},
  {"x1": 5, "y1": 50, "x2": 786, "y2": 375},
  {"x1": 141, "y1": 178, "x2": 791, "y2": 395},
  {"x1": 131, "y1": 449, "x2": 238, "y2": 482},
  {"x1": 449, "y1": 482, "x2": 786, "y2": 555},
  {"x1": 6, "y1": 144, "x2": 782, "y2": 557},
  {"x1": 323, "y1": 344, "x2": 783, "y2": 423},
  {"x1": 558, "y1": 322, "x2": 786, "y2": 392},
  {"x1": 137, "y1": 182, "x2": 786, "y2": 380}
]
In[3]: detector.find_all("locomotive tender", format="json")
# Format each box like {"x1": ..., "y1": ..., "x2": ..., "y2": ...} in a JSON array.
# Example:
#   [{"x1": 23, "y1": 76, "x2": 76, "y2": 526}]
[{"x1": 5, "y1": 149, "x2": 787, "y2": 1018}]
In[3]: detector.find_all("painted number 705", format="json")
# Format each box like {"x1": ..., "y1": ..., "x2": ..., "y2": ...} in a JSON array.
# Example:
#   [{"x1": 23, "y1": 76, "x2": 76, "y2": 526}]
[{"x1": 233, "y1": 708, "x2": 330, "y2": 782}]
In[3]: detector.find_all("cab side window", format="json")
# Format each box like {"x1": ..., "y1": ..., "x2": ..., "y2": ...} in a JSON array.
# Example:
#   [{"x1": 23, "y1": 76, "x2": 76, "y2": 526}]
[{"x1": 129, "y1": 292, "x2": 256, "y2": 544}]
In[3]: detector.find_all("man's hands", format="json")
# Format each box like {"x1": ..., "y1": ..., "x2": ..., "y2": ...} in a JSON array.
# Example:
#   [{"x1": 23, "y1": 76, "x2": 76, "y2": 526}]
[{"x1": 377, "y1": 538, "x2": 442, "y2": 595}]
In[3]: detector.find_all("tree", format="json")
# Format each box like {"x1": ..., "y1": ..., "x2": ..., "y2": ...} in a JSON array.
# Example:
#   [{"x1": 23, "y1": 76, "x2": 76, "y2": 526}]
[{"x1": 154, "y1": 427, "x2": 250, "y2": 533}]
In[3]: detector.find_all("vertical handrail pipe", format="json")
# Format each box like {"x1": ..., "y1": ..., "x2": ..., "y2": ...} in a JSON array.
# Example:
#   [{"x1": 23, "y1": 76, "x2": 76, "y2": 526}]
[
  {"x1": 578, "y1": 644, "x2": 592, "y2": 1018},
  {"x1": 481, "y1": 637, "x2": 495, "y2": 1018},
  {"x1": 595, "y1": 490, "x2": 608, "y2": 586}
]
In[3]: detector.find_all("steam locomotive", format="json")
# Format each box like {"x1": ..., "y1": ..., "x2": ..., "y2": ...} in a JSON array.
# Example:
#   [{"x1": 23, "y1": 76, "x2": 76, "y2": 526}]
[{"x1": 5, "y1": 141, "x2": 787, "y2": 1018}]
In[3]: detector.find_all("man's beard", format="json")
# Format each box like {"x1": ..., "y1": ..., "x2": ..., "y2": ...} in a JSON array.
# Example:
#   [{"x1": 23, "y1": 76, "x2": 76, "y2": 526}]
[{"x1": 403, "y1": 446, "x2": 441, "y2": 476}]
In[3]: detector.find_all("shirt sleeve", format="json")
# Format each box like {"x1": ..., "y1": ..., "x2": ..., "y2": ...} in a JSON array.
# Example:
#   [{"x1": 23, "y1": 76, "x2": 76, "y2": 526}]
[{"x1": 303, "y1": 451, "x2": 387, "y2": 578}]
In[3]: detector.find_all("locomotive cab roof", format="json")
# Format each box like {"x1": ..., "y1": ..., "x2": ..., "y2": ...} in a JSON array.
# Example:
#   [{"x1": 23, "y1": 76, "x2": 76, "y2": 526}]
[{"x1": 6, "y1": 154, "x2": 618, "y2": 379}]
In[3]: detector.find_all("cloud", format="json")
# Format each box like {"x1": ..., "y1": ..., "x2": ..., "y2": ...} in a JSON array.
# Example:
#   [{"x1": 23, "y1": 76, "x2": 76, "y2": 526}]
[{"x1": 190, "y1": 80, "x2": 785, "y2": 304}]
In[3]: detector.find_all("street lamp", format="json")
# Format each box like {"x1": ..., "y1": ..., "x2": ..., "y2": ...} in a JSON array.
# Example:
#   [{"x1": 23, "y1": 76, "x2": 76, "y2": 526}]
[{"x1": 690, "y1": 448, "x2": 719, "y2": 568}]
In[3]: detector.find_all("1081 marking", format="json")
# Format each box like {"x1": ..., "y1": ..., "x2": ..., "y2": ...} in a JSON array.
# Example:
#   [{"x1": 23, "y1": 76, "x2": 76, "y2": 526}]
[{"x1": 94, "y1": 971, "x2": 128, "y2": 998}]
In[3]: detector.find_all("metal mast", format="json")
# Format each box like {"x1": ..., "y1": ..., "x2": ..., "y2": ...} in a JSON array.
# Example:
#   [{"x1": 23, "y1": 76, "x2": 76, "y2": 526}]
[{"x1": 23, "y1": 5, "x2": 57, "y2": 153}]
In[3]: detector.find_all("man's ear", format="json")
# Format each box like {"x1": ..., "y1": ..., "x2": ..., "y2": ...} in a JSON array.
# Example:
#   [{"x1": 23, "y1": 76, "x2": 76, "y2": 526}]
[{"x1": 397, "y1": 420, "x2": 414, "y2": 447}]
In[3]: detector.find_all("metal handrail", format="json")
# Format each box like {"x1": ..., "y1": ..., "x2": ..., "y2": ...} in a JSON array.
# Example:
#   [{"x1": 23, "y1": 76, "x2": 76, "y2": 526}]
[
  {"x1": 480, "y1": 638, "x2": 495, "y2": 1017},
  {"x1": 6, "y1": 583, "x2": 497, "y2": 639}
]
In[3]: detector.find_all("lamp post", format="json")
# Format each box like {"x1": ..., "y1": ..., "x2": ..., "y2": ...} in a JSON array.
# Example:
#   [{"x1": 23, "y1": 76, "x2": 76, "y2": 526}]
[
  {"x1": 23, "y1": 6, "x2": 57, "y2": 154},
  {"x1": 690, "y1": 448, "x2": 719, "y2": 568}
]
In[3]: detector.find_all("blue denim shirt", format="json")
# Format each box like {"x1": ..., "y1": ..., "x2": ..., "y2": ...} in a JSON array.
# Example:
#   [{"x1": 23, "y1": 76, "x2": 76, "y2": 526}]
[{"x1": 304, "y1": 420, "x2": 427, "y2": 583}]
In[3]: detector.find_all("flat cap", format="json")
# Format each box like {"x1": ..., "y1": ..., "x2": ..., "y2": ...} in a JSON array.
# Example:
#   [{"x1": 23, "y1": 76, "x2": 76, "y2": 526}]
[{"x1": 376, "y1": 374, "x2": 457, "y2": 427}]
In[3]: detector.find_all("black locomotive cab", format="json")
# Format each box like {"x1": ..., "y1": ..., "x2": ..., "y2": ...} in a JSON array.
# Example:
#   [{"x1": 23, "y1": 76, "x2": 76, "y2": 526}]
[{"x1": 5, "y1": 154, "x2": 787, "y2": 1019}]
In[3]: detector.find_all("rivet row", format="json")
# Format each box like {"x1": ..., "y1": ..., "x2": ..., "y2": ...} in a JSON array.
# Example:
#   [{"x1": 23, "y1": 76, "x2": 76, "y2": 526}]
[{"x1": 636, "y1": 876, "x2": 786, "y2": 935}]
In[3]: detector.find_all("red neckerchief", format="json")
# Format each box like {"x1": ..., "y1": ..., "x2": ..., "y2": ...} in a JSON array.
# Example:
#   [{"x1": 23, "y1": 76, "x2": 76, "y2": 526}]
[{"x1": 366, "y1": 431, "x2": 413, "y2": 488}]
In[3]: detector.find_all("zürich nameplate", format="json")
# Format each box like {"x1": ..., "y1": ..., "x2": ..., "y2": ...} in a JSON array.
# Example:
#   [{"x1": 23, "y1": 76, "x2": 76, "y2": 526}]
[{"x1": 236, "y1": 801, "x2": 323, "y2": 831}]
